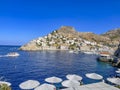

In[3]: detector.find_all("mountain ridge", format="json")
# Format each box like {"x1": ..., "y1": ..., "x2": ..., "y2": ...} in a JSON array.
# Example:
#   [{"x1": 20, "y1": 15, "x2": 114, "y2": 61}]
[{"x1": 20, "y1": 26, "x2": 120, "y2": 51}]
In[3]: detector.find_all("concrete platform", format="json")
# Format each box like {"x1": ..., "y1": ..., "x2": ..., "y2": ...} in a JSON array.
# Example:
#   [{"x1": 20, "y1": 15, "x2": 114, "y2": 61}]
[{"x1": 60, "y1": 82, "x2": 120, "y2": 90}]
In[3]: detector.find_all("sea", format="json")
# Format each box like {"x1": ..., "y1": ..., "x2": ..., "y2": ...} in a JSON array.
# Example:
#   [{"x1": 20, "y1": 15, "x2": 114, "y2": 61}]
[{"x1": 0, "y1": 45, "x2": 118, "y2": 90}]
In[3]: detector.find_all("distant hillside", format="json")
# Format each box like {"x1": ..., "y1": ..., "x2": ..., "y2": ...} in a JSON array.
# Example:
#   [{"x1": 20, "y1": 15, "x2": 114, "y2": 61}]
[
  {"x1": 101, "y1": 28, "x2": 120, "y2": 46},
  {"x1": 79, "y1": 32, "x2": 111, "y2": 45},
  {"x1": 56, "y1": 26, "x2": 111, "y2": 45},
  {"x1": 20, "y1": 26, "x2": 120, "y2": 51}
]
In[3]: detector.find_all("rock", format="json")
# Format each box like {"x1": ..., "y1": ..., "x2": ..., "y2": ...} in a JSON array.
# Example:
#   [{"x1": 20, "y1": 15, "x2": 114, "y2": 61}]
[
  {"x1": 116, "y1": 59, "x2": 120, "y2": 68},
  {"x1": 114, "y1": 43, "x2": 120, "y2": 58},
  {"x1": 114, "y1": 43, "x2": 120, "y2": 67}
]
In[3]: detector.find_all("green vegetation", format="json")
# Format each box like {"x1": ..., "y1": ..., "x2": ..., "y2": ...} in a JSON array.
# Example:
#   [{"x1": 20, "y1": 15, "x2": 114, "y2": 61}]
[
  {"x1": 36, "y1": 42, "x2": 42, "y2": 46},
  {"x1": 110, "y1": 35, "x2": 119, "y2": 40},
  {"x1": 69, "y1": 44, "x2": 76, "y2": 50},
  {"x1": 115, "y1": 85, "x2": 120, "y2": 89},
  {"x1": 0, "y1": 84, "x2": 11, "y2": 90}
]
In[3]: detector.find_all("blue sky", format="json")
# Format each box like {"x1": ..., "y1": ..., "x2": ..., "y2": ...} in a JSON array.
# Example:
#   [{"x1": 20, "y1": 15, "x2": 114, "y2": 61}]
[{"x1": 0, "y1": 0, "x2": 120, "y2": 45}]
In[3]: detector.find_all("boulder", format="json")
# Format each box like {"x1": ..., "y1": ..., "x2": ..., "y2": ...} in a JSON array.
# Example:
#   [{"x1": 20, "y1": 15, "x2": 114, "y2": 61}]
[{"x1": 114, "y1": 43, "x2": 120, "y2": 67}]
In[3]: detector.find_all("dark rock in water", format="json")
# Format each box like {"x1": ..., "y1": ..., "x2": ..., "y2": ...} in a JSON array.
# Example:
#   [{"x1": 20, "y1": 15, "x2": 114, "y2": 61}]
[
  {"x1": 114, "y1": 43, "x2": 120, "y2": 67},
  {"x1": 114, "y1": 43, "x2": 120, "y2": 58},
  {"x1": 114, "y1": 58, "x2": 120, "y2": 68}
]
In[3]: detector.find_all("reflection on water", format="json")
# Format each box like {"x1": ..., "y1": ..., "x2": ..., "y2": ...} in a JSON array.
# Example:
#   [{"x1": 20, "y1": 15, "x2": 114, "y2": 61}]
[{"x1": 0, "y1": 46, "x2": 117, "y2": 90}]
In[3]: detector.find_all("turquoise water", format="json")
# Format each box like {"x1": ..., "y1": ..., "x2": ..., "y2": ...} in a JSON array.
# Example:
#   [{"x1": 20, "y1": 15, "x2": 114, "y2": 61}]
[{"x1": 0, "y1": 45, "x2": 117, "y2": 90}]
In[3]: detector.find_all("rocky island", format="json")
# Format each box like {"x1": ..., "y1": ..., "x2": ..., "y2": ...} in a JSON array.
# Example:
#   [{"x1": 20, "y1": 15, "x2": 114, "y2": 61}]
[{"x1": 20, "y1": 26, "x2": 119, "y2": 52}]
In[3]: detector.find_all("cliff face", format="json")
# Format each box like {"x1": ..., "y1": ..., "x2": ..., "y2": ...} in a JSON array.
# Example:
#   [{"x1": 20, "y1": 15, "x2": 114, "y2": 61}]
[{"x1": 20, "y1": 26, "x2": 120, "y2": 51}]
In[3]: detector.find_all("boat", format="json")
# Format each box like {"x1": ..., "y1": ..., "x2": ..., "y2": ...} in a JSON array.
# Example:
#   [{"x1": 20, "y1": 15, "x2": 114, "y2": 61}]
[
  {"x1": 97, "y1": 52, "x2": 113, "y2": 62},
  {"x1": 74, "y1": 51, "x2": 79, "y2": 54},
  {"x1": 83, "y1": 51, "x2": 94, "y2": 54},
  {"x1": 6, "y1": 52, "x2": 20, "y2": 57},
  {"x1": 69, "y1": 50, "x2": 74, "y2": 53},
  {"x1": 69, "y1": 50, "x2": 79, "y2": 54}
]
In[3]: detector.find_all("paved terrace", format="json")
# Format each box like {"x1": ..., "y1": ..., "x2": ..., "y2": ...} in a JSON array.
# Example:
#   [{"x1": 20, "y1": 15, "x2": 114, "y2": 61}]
[{"x1": 61, "y1": 82, "x2": 120, "y2": 90}]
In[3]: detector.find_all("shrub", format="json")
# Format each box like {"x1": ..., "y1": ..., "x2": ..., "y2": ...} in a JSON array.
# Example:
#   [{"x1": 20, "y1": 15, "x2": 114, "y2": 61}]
[{"x1": 0, "y1": 84, "x2": 11, "y2": 90}]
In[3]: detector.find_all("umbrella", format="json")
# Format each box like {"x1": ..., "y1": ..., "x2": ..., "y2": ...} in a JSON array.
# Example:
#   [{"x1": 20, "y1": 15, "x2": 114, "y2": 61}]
[
  {"x1": 34, "y1": 83, "x2": 56, "y2": 90},
  {"x1": 116, "y1": 70, "x2": 120, "y2": 73},
  {"x1": 62, "y1": 80, "x2": 80, "y2": 87},
  {"x1": 19, "y1": 80, "x2": 40, "y2": 89},
  {"x1": 107, "y1": 77, "x2": 120, "y2": 85},
  {"x1": 66, "y1": 74, "x2": 82, "y2": 81},
  {"x1": 0, "y1": 81, "x2": 11, "y2": 86},
  {"x1": 85, "y1": 73, "x2": 103, "y2": 80},
  {"x1": 45, "y1": 76, "x2": 62, "y2": 83}
]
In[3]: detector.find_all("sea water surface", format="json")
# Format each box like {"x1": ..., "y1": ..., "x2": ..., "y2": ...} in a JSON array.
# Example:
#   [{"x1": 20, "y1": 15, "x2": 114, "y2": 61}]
[{"x1": 0, "y1": 45, "x2": 118, "y2": 90}]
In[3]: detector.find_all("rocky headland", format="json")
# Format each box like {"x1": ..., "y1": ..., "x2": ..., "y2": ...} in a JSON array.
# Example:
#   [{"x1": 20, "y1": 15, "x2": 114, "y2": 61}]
[
  {"x1": 114, "y1": 44, "x2": 120, "y2": 67},
  {"x1": 20, "y1": 26, "x2": 120, "y2": 53}
]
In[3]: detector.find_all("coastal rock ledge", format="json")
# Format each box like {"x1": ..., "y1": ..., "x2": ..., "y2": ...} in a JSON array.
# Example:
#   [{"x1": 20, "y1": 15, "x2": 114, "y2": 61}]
[{"x1": 20, "y1": 26, "x2": 119, "y2": 51}]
